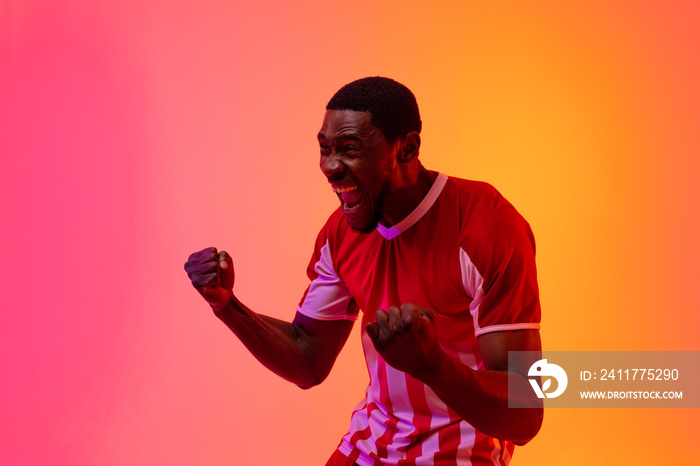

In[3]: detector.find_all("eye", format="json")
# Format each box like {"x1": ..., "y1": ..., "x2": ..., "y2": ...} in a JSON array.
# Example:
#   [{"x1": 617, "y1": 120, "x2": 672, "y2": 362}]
[
  {"x1": 319, "y1": 144, "x2": 331, "y2": 155},
  {"x1": 342, "y1": 145, "x2": 358, "y2": 154}
]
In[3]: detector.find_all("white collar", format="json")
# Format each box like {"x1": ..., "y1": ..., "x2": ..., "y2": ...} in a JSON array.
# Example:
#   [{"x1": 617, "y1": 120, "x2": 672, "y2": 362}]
[{"x1": 376, "y1": 172, "x2": 448, "y2": 240}]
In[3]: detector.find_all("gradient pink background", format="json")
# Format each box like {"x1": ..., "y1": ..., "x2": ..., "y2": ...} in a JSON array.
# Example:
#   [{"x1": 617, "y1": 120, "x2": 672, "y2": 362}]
[{"x1": 3, "y1": 1, "x2": 698, "y2": 464}]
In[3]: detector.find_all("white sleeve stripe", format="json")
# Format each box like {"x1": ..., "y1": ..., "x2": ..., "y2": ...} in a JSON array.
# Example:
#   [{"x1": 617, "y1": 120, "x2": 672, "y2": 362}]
[
  {"x1": 459, "y1": 247, "x2": 486, "y2": 334},
  {"x1": 296, "y1": 305, "x2": 358, "y2": 321},
  {"x1": 474, "y1": 322, "x2": 541, "y2": 336},
  {"x1": 298, "y1": 240, "x2": 357, "y2": 320}
]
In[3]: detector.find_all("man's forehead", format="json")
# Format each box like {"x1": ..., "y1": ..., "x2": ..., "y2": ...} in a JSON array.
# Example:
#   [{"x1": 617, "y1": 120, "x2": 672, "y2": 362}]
[{"x1": 319, "y1": 109, "x2": 375, "y2": 139}]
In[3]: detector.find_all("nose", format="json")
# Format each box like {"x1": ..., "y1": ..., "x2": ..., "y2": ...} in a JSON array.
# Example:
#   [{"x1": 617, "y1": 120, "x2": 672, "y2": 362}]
[{"x1": 320, "y1": 153, "x2": 345, "y2": 180}]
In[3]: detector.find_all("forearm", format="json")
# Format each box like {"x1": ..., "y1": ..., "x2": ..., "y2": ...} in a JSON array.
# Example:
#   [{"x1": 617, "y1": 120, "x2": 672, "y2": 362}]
[
  {"x1": 422, "y1": 354, "x2": 542, "y2": 445},
  {"x1": 213, "y1": 295, "x2": 319, "y2": 388}
]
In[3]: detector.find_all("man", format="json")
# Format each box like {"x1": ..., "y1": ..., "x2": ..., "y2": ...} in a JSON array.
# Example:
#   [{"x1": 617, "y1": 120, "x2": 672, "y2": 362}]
[{"x1": 185, "y1": 77, "x2": 542, "y2": 465}]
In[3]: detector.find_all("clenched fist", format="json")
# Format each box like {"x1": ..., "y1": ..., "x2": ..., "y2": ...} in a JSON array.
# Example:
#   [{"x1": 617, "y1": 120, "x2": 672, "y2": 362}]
[
  {"x1": 184, "y1": 247, "x2": 235, "y2": 312},
  {"x1": 366, "y1": 303, "x2": 445, "y2": 383}
]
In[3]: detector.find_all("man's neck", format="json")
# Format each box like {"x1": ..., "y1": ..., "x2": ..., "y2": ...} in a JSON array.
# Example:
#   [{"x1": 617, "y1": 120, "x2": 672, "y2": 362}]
[{"x1": 380, "y1": 167, "x2": 438, "y2": 227}]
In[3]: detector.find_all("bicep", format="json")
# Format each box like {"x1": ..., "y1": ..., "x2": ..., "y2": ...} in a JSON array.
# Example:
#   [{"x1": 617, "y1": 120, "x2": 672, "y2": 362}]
[
  {"x1": 292, "y1": 311, "x2": 355, "y2": 379},
  {"x1": 477, "y1": 329, "x2": 541, "y2": 372}
]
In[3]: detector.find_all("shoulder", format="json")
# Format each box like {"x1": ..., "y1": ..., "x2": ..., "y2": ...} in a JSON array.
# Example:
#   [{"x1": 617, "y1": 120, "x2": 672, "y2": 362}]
[
  {"x1": 316, "y1": 208, "x2": 350, "y2": 243},
  {"x1": 311, "y1": 207, "x2": 362, "y2": 259},
  {"x1": 444, "y1": 175, "x2": 513, "y2": 211},
  {"x1": 305, "y1": 208, "x2": 348, "y2": 276},
  {"x1": 438, "y1": 175, "x2": 522, "y2": 233},
  {"x1": 437, "y1": 174, "x2": 535, "y2": 253}
]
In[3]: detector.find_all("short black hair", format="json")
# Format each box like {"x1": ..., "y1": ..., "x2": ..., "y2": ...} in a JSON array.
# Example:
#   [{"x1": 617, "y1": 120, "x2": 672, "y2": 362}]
[{"x1": 326, "y1": 77, "x2": 422, "y2": 144}]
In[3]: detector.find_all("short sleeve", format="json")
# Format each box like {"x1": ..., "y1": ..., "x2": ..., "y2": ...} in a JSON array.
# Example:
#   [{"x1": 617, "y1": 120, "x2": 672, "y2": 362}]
[
  {"x1": 460, "y1": 205, "x2": 541, "y2": 336},
  {"x1": 297, "y1": 227, "x2": 359, "y2": 322}
]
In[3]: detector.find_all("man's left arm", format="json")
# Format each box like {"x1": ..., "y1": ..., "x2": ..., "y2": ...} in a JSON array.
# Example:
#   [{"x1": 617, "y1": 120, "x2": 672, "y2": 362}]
[{"x1": 367, "y1": 304, "x2": 543, "y2": 446}]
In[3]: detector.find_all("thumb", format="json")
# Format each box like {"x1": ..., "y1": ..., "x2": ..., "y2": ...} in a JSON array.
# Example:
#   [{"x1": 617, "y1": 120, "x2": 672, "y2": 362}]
[
  {"x1": 365, "y1": 322, "x2": 381, "y2": 348},
  {"x1": 218, "y1": 250, "x2": 231, "y2": 269},
  {"x1": 418, "y1": 306, "x2": 435, "y2": 324},
  {"x1": 218, "y1": 250, "x2": 235, "y2": 290}
]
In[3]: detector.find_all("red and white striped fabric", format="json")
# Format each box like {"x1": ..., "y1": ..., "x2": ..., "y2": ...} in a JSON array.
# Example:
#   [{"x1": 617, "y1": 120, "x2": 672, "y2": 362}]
[{"x1": 298, "y1": 173, "x2": 541, "y2": 465}]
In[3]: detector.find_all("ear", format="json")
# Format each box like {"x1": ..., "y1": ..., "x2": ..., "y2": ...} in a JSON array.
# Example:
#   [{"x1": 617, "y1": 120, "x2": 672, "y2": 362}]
[{"x1": 397, "y1": 131, "x2": 421, "y2": 163}]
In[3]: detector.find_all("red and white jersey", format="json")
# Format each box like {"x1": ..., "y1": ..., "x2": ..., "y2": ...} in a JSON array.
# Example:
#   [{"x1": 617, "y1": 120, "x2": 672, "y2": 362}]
[{"x1": 297, "y1": 173, "x2": 541, "y2": 466}]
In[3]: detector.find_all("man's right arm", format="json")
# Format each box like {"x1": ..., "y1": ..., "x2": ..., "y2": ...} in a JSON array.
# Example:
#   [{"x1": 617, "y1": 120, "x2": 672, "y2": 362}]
[{"x1": 185, "y1": 247, "x2": 353, "y2": 389}]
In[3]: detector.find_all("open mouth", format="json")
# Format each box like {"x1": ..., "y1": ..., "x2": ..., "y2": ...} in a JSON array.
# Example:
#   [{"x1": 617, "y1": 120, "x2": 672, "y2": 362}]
[{"x1": 333, "y1": 185, "x2": 362, "y2": 213}]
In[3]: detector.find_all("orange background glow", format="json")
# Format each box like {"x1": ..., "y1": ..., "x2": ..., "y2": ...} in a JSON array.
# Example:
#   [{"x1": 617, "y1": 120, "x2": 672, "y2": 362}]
[{"x1": 3, "y1": 1, "x2": 698, "y2": 464}]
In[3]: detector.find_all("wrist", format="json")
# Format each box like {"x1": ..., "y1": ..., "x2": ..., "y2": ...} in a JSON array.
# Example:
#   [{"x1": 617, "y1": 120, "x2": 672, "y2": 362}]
[
  {"x1": 210, "y1": 292, "x2": 234, "y2": 316},
  {"x1": 413, "y1": 349, "x2": 448, "y2": 385},
  {"x1": 418, "y1": 350, "x2": 474, "y2": 387}
]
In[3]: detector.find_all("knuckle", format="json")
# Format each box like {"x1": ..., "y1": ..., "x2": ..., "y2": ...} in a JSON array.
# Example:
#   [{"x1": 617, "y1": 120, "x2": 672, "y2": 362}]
[{"x1": 401, "y1": 302, "x2": 416, "y2": 313}]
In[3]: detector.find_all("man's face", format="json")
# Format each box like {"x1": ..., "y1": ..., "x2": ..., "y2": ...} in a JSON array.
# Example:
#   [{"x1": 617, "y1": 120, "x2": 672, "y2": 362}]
[{"x1": 318, "y1": 110, "x2": 398, "y2": 233}]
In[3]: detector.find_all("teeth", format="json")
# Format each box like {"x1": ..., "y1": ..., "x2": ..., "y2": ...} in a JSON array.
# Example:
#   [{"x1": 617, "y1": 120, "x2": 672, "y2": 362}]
[
  {"x1": 343, "y1": 202, "x2": 360, "y2": 212},
  {"x1": 332, "y1": 185, "x2": 358, "y2": 194}
]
